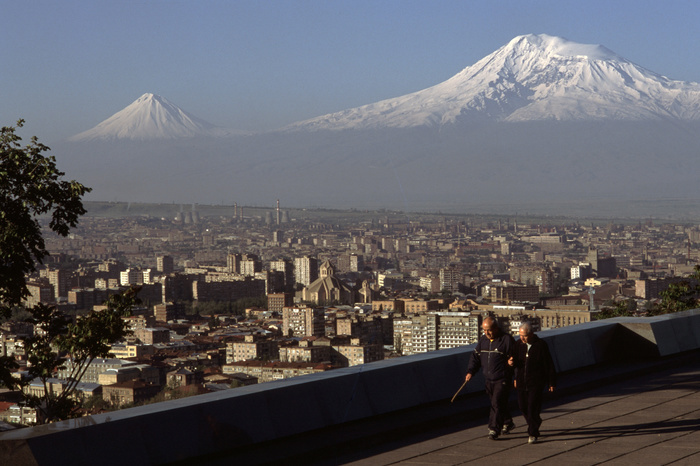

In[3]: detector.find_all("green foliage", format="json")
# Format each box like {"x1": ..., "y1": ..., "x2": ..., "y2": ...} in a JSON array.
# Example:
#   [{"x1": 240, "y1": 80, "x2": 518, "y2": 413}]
[
  {"x1": 594, "y1": 266, "x2": 700, "y2": 319},
  {"x1": 19, "y1": 288, "x2": 139, "y2": 423},
  {"x1": 595, "y1": 299, "x2": 636, "y2": 320},
  {"x1": 0, "y1": 120, "x2": 91, "y2": 317},
  {"x1": 81, "y1": 394, "x2": 110, "y2": 414},
  {"x1": 0, "y1": 355, "x2": 18, "y2": 389},
  {"x1": 650, "y1": 266, "x2": 700, "y2": 315},
  {"x1": 0, "y1": 122, "x2": 141, "y2": 423}
]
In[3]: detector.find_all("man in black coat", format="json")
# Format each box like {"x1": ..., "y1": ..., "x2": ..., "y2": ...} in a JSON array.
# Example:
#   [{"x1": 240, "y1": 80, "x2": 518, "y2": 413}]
[
  {"x1": 465, "y1": 316, "x2": 516, "y2": 440},
  {"x1": 511, "y1": 322, "x2": 556, "y2": 444}
]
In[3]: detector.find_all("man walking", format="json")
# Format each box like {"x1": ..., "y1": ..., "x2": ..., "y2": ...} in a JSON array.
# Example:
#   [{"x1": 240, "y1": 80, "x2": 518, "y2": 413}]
[
  {"x1": 511, "y1": 322, "x2": 556, "y2": 444},
  {"x1": 465, "y1": 316, "x2": 516, "y2": 440}
]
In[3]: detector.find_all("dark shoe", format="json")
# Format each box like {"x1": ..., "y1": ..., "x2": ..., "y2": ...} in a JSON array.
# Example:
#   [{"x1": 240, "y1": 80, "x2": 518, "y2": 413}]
[
  {"x1": 528, "y1": 436, "x2": 538, "y2": 444},
  {"x1": 501, "y1": 421, "x2": 515, "y2": 435},
  {"x1": 488, "y1": 430, "x2": 499, "y2": 440}
]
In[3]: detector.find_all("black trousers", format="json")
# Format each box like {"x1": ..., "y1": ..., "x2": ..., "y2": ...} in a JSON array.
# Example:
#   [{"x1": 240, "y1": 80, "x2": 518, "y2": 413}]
[
  {"x1": 485, "y1": 379, "x2": 512, "y2": 433},
  {"x1": 517, "y1": 387, "x2": 544, "y2": 437}
]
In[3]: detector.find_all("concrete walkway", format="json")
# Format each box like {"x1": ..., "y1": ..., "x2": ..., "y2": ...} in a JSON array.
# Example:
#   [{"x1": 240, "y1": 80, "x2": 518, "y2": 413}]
[{"x1": 338, "y1": 359, "x2": 700, "y2": 465}]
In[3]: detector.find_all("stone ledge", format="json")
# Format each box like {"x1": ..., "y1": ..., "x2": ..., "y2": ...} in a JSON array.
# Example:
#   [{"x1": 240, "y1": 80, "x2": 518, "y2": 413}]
[{"x1": 2, "y1": 310, "x2": 699, "y2": 465}]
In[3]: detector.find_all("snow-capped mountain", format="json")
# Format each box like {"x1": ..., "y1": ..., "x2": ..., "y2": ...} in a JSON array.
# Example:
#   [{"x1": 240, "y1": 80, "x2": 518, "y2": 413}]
[
  {"x1": 56, "y1": 34, "x2": 700, "y2": 216},
  {"x1": 69, "y1": 93, "x2": 236, "y2": 141},
  {"x1": 283, "y1": 34, "x2": 700, "y2": 131}
]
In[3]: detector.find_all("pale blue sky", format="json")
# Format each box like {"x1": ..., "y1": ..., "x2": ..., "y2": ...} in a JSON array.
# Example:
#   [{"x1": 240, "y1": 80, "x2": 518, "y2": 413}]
[{"x1": 2, "y1": 0, "x2": 699, "y2": 144}]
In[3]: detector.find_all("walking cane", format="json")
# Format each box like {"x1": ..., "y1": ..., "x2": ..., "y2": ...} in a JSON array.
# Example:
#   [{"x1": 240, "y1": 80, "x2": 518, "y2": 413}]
[{"x1": 451, "y1": 379, "x2": 468, "y2": 403}]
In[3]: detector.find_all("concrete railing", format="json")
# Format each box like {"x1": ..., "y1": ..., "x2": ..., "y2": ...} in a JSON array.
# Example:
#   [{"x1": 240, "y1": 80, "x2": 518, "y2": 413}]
[{"x1": 2, "y1": 309, "x2": 699, "y2": 465}]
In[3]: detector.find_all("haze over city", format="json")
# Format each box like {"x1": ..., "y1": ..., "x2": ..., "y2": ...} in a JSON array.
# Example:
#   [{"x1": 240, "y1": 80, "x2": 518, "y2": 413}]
[{"x1": 3, "y1": 1, "x2": 700, "y2": 216}]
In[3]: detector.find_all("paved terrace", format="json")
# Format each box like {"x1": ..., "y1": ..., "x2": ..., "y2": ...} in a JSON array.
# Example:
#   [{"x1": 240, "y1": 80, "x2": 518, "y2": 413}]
[
  {"x1": 2, "y1": 310, "x2": 699, "y2": 465},
  {"x1": 332, "y1": 352, "x2": 700, "y2": 465}
]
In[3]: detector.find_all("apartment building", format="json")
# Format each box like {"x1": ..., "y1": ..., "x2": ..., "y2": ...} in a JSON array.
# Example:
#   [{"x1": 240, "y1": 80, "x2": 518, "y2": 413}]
[
  {"x1": 393, "y1": 312, "x2": 481, "y2": 356},
  {"x1": 332, "y1": 340, "x2": 384, "y2": 367},
  {"x1": 267, "y1": 292, "x2": 294, "y2": 315},
  {"x1": 281, "y1": 305, "x2": 325, "y2": 337},
  {"x1": 226, "y1": 335, "x2": 280, "y2": 363},
  {"x1": 222, "y1": 361, "x2": 333, "y2": 383},
  {"x1": 294, "y1": 256, "x2": 318, "y2": 287}
]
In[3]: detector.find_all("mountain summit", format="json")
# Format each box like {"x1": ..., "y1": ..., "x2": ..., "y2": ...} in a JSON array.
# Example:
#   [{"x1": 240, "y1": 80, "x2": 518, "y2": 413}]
[
  {"x1": 284, "y1": 34, "x2": 700, "y2": 131},
  {"x1": 69, "y1": 93, "x2": 232, "y2": 141}
]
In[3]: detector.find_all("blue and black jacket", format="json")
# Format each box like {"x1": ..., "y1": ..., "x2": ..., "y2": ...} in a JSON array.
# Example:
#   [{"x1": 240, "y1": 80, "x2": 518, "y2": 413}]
[{"x1": 467, "y1": 332, "x2": 516, "y2": 382}]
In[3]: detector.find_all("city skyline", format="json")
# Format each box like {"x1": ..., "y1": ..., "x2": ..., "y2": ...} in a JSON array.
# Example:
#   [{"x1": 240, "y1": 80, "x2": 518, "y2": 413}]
[{"x1": 3, "y1": 0, "x2": 700, "y2": 144}]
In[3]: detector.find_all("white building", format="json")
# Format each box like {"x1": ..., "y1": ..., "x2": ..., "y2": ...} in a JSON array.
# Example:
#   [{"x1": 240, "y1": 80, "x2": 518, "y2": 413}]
[{"x1": 120, "y1": 268, "x2": 143, "y2": 286}]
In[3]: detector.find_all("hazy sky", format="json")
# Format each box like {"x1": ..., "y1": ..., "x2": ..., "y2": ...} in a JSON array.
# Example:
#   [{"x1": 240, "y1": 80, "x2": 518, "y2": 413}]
[{"x1": 3, "y1": 0, "x2": 700, "y2": 144}]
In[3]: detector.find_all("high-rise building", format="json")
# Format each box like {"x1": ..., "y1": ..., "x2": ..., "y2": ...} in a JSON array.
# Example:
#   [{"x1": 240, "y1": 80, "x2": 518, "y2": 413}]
[
  {"x1": 161, "y1": 273, "x2": 194, "y2": 303},
  {"x1": 156, "y1": 255, "x2": 174, "y2": 274},
  {"x1": 439, "y1": 267, "x2": 462, "y2": 293},
  {"x1": 267, "y1": 292, "x2": 294, "y2": 315},
  {"x1": 24, "y1": 281, "x2": 55, "y2": 307},
  {"x1": 381, "y1": 238, "x2": 395, "y2": 253},
  {"x1": 337, "y1": 254, "x2": 365, "y2": 273},
  {"x1": 47, "y1": 268, "x2": 69, "y2": 299},
  {"x1": 227, "y1": 253, "x2": 241, "y2": 274},
  {"x1": 587, "y1": 246, "x2": 617, "y2": 278},
  {"x1": 240, "y1": 254, "x2": 261, "y2": 277},
  {"x1": 294, "y1": 256, "x2": 318, "y2": 287},
  {"x1": 269, "y1": 259, "x2": 294, "y2": 290},
  {"x1": 395, "y1": 238, "x2": 409, "y2": 253},
  {"x1": 410, "y1": 314, "x2": 438, "y2": 354}
]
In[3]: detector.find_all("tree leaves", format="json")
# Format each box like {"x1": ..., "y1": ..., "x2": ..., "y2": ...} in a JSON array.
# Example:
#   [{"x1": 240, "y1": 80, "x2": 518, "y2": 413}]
[
  {"x1": 650, "y1": 265, "x2": 700, "y2": 316},
  {"x1": 0, "y1": 120, "x2": 121, "y2": 423},
  {"x1": 0, "y1": 120, "x2": 91, "y2": 316},
  {"x1": 18, "y1": 289, "x2": 139, "y2": 423}
]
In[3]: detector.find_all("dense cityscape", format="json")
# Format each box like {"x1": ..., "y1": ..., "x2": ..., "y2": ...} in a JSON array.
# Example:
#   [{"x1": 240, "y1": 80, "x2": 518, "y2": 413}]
[{"x1": 1, "y1": 200, "x2": 697, "y2": 425}]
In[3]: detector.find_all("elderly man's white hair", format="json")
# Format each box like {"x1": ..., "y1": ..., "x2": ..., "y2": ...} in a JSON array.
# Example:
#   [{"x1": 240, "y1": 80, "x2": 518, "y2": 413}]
[{"x1": 519, "y1": 322, "x2": 533, "y2": 334}]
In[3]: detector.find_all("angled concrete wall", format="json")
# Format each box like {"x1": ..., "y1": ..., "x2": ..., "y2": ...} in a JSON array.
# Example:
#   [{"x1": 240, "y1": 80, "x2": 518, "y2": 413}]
[{"x1": 2, "y1": 310, "x2": 700, "y2": 465}]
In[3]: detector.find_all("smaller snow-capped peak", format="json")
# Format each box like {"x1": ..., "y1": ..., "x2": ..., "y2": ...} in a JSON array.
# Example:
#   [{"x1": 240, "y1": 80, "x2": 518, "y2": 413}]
[
  {"x1": 283, "y1": 34, "x2": 700, "y2": 131},
  {"x1": 69, "y1": 93, "x2": 235, "y2": 141}
]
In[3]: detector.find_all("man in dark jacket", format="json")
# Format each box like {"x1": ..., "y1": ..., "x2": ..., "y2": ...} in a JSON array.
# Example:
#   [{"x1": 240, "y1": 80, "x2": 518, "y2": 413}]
[
  {"x1": 511, "y1": 322, "x2": 556, "y2": 444},
  {"x1": 465, "y1": 316, "x2": 516, "y2": 440}
]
